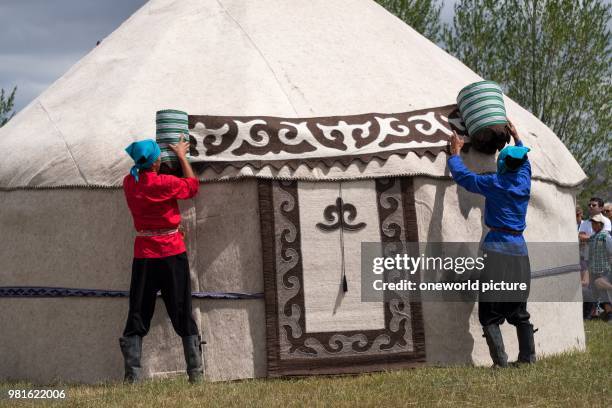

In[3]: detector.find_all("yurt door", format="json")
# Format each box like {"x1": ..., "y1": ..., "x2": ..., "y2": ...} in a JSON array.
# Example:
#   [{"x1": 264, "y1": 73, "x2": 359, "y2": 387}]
[{"x1": 258, "y1": 177, "x2": 425, "y2": 376}]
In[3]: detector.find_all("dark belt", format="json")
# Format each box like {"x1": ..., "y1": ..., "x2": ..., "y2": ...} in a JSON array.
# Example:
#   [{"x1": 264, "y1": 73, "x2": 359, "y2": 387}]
[{"x1": 488, "y1": 226, "x2": 523, "y2": 235}]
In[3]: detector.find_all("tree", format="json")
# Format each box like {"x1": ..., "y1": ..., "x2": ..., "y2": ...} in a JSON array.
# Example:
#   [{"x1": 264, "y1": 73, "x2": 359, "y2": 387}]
[
  {"x1": 444, "y1": 0, "x2": 611, "y2": 201},
  {"x1": 376, "y1": 0, "x2": 445, "y2": 43},
  {"x1": 0, "y1": 87, "x2": 17, "y2": 127}
]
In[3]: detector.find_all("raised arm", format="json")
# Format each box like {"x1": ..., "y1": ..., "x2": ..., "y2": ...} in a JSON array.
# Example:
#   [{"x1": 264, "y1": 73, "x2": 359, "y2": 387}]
[
  {"x1": 506, "y1": 120, "x2": 531, "y2": 179},
  {"x1": 448, "y1": 131, "x2": 496, "y2": 196},
  {"x1": 507, "y1": 120, "x2": 521, "y2": 146},
  {"x1": 166, "y1": 135, "x2": 199, "y2": 199}
]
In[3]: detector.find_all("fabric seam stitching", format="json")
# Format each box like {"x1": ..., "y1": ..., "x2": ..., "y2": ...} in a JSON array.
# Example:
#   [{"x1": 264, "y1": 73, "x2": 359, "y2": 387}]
[
  {"x1": 38, "y1": 101, "x2": 90, "y2": 186},
  {"x1": 215, "y1": 0, "x2": 299, "y2": 116}
]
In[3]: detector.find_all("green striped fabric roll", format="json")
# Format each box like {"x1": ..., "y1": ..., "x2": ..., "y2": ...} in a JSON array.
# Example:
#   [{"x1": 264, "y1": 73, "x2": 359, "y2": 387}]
[
  {"x1": 457, "y1": 81, "x2": 508, "y2": 137},
  {"x1": 156, "y1": 109, "x2": 189, "y2": 166}
]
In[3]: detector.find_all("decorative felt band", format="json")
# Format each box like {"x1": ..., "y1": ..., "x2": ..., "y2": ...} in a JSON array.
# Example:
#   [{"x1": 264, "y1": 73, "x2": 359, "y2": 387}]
[{"x1": 188, "y1": 104, "x2": 468, "y2": 172}]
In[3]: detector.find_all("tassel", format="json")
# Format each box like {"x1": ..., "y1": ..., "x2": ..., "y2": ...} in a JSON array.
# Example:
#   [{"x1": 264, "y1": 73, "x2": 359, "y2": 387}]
[{"x1": 342, "y1": 275, "x2": 348, "y2": 292}]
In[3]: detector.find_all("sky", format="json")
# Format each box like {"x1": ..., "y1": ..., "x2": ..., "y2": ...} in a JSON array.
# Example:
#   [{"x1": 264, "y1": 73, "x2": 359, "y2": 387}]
[
  {"x1": 0, "y1": 0, "x2": 148, "y2": 112},
  {"x1": 0, "y1": 0, "x2": 456, "y2": 113}
]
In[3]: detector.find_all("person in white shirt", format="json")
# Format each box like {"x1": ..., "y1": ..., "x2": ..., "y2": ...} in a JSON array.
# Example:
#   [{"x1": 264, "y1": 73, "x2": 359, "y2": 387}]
[
  {"x1": 579, "y1": 197, "x2": 610, "y2": 319},
  {"x1": 579, "y1": 197, "x2": 611, "y2": 241},
  {"x1": 603, "y1": 202, "x2": 612, "y2": 229},
  {"x1": 585, "y1": 214, "x2": 612, "y2": 323}
]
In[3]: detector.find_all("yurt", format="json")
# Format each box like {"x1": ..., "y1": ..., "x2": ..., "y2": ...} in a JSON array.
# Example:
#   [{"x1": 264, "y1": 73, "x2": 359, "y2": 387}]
[{"x1": 0, "y1": 0, "x2": 586, "y2": 383}]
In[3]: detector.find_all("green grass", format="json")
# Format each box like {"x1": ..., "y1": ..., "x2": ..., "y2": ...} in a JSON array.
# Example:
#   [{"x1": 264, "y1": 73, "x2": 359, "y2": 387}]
[{"x1": 2, "y1": 320, "x2": 610, "y2": 407}]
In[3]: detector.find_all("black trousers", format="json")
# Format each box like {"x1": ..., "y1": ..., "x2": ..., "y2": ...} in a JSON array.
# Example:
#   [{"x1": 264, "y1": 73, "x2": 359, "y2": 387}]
[
  {"x1": 123, "y1": 252, "x2": 199, "y2": 338},
  {"x1": 478, "y1": 250, "x2": 532, "y2": 327}
]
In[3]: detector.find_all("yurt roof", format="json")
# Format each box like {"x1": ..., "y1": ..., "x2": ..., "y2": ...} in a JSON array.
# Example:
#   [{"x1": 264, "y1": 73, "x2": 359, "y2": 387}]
[{"x1": 0, "y1": 0, "x2": 586, "y2": 189}]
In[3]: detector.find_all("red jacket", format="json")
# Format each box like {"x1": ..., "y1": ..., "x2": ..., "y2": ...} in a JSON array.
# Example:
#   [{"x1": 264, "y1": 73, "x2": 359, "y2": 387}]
[{"x1": 123, "y1": 171, "x2": 199, "y2": 258}]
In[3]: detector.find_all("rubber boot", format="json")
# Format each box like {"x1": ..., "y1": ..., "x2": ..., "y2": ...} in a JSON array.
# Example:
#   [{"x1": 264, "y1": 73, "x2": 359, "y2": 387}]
[
  {"x1": 119, "y1": 335, "x2": 142, "y2": 383},
  {"x1": 515, "y1": 323, "x2": 537, "y2": 364},
  {"x1": 182, "y1": 335, "x2": 204, "y2": 384},
  {"x1": 482, "y1": 324, "x2": 508, "y2": 368}
]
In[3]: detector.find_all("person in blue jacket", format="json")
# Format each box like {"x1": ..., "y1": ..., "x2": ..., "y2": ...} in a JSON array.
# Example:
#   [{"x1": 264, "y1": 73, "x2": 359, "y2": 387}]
[{"x1": 448, "y1": 121, "x2": 536, "y2": 367}]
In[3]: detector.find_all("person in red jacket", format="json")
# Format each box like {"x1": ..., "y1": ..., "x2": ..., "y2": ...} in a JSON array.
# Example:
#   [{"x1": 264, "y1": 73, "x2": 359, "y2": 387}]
[{"x1": 119, "y1": 136, "x2": 203, "y2": 384}]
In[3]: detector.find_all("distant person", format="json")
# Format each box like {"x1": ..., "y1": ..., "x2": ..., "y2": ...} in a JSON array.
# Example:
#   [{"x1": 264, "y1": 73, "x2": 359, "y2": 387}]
[
  {"x1": 586, "y1": 214, "x2": 612, "y2": 323},
  {"x1": 448, "y1": 120, "x2": 535, "y2": 367},
  {"x1": 603, "y1": 203, "x2": 612, "y2": 234},
  {"x1": 578, "y1": 198, "x2": 610, "y2": 319},
  {"x1": 577, "y1": 205, "x2": 593, "y2": 318},
  {"x1": 579, "y1": 198, "x2": 611, "y2": 242},
  {"x1": 577, "y1": 205, "x2": 586, "y2": 271},
  {"x1": 576, "y1": 205, "x2": 584, "y2": 230},
  {"x1": 120, "y1": 137, "x2": 203, "y2": 384}
]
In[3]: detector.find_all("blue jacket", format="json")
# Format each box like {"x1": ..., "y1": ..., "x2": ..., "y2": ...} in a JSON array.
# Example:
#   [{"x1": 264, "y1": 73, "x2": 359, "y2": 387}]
[{"x1": 448, "y1": 141, "x2": 530, "y2": 256}]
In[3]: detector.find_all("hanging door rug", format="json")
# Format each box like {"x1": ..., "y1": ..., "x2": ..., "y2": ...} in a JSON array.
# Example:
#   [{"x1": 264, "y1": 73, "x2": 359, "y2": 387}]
[{"x1": 258, "y1": 177, "x2": 425, "y2": 376}]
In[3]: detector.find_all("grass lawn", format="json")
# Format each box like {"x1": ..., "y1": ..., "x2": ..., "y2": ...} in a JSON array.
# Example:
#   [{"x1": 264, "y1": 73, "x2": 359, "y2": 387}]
[{"x1": 1, "y1": 320, "x2": 610, "y2": 407}]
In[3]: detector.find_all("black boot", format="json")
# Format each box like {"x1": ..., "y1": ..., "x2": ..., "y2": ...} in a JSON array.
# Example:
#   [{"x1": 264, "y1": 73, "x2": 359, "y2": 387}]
[
  {"x1": 119, "y1": 335, "x2": 142, "y2": 383},
  {"x1": 182, "y1": 335, "x2": 204, "y2": 383},
  {"x1": 482, "y1": 324, "x2": 508, "y2": 368},
  {"x1": 515, "y1": 323, "x2": 536, "y2": 364}
]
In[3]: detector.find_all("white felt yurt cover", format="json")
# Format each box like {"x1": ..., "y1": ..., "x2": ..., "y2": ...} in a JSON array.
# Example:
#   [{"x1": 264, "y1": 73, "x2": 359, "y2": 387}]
[
  {"x1": 0, "y1": 0, "x2": 586, "y2": 384},
  {"x1": 0, "y1": 0, "x2": 585, "y2": 188}
]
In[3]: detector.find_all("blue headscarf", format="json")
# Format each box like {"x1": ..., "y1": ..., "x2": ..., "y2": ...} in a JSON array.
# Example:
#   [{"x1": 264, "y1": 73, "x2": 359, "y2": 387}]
[
  {"x1": 497, "y1": 145, "x2": 530, "y2": 174},
  {"x1": 125, "y1": 139, "x2": 161, "y2": 182}
]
